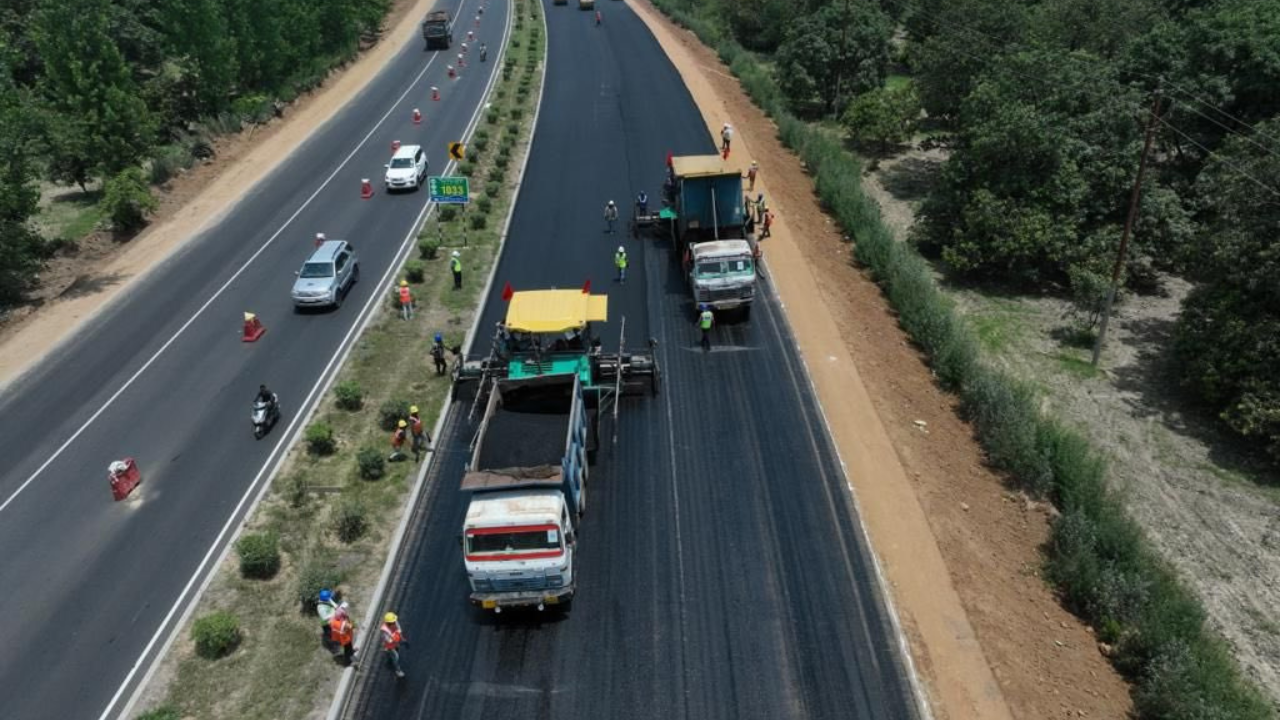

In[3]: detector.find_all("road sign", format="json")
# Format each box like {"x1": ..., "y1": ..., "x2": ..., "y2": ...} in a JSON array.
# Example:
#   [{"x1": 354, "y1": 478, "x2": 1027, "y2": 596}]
[
  {"x1": 448, "y1": 142, "x2": 465, "y2": 161},
  {"x1": 429, "y1": 176, "x2": 470, "y2": 204}
]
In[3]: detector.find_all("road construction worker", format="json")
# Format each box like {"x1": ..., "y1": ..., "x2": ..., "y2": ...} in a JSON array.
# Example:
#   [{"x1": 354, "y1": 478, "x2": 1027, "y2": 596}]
[
  {"x1": 431, "y1": 333, "x2": 448, "y2": 375},
  {"x1": 754, "y1": 193, "x2": 767, "y2": 222},
  {"x1": 390, "y1": 420, "x2": 408, "y2": 461},
  {"x1": 381, "y1": 612, "x2": 407, "y2": 678},
  {"x1": 451, "y1": 251, "x2": 462, "y2": 289},
  {"x1": 604, "y1": 200, "x2": 618, "y2": 233},
  {"x1": 747, "y1": 161, "x2": 758, "y2": 191},
  {"x1": 596, "y1": 9, "x2": 602, "y2": 25},
  {"x1": 721, "y1": 123, "x2": 733, "y2": 153},
  {"x1": 480, "y1": 42, "x2": 488, "y2": 62},
  {"x1": 398, "y1": 280, "x2": 413, "y2": 320},
  {"x1": 636, "y1": 190, "x2": 648, "y2": 217},
  {"x1": 317, "y1": 588, "x2": 339, "y2": 652},
  {"x1": 615, "y1": 246, "x2": 628, "y2": 283},
  {"x1": 329, "y1": 603, "x2": 357, "y2": 666},
  {"x1": 761, "y1": 209, "x2": 774, "y2": 239},
  {"x1": 698, "y1": 304, "x2": 714, "y2": 351},
  {"x1": 409, "y1": 405, "x2": 431, "y2": 461}
]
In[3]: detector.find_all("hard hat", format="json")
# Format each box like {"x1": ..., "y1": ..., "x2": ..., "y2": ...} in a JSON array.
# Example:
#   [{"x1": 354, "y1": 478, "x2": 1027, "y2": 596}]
[
  {"x1": 400, "y1": 279, "x2": 408, "y2": 287},
  {"x1": 617, "y1": 246, "x2": 625, "y2": 253},
  {"x1": 434, "y1": 332, "x2": 443, "y2": 342},
  {"x1": 452, "y1": 250, "x2": 460, "y2": 257},
  {"x1": 319, "y1": 589, "x2": 333, "y2": 602},
  {"x1": 607, "y1": 200, "x2": 615, "y2": 205},
  {"x1": 700, "y1": 304, "x2": 709, "y2": 311},
  {"x1": 410, "y1": 405, "x2": 419, "y2": 414},
  {"x1": 398, "y1": 419, "x2": 407, "y2": 428},
  {"x1": 385, "y1": 612, "x2": 398, "y2": 624}
]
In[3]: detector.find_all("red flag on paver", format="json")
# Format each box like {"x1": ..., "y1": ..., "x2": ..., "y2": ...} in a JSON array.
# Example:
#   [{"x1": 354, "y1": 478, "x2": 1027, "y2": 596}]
[
  {"x1": 502, "y1": 281, "x2": 514, "y2": 301},
  {"x1": 665, "y1": 151, "x2": 673, "y2": 168},
  {"x1": 582, "y1": 279, "x2": 591, "y2": 294}
]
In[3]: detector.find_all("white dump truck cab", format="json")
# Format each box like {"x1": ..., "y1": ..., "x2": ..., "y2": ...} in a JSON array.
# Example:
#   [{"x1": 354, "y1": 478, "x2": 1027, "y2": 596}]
[
  {"x1": 463, "y1": 488, "x2": 576, "y2": 612},
  {"x1": 690, "y1": 239, "x2": 757, "y2": 315}
]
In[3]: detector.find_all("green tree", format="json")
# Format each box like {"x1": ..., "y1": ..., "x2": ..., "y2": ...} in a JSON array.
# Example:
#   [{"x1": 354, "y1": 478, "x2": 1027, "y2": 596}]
[
  {"x1": 841, "y1": 84, "x2": 921, "y2": 152},
  {"x1": 102, "y1": 167, "x2": 158, "y2": 233},
  {"x1": 1176, "y1": 116, "x2": 1280, "y2": 463},
  {"x1": 0, "y1": 50, "x2": 46, "y2": 306},
  {"x1": 906, "y1": 0, "x2": 1030, "y2": 120},
  {"x1": 718, "y1": 0, "x2": 795, "y2": 53},
  {"x1": 775, "y1": 0, "x2": 893, "y2": 116},
  {"x1": 33, "y1": 0, "x2": 156, "y2": 184},
  {"x1": 158, "y1": 0, "x2": 237, "y2": 119}
]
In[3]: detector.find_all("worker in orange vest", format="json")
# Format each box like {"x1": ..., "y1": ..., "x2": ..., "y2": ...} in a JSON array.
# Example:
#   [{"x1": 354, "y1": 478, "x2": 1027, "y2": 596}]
[
  {"x1": 390, "y1": 419, "x2": 408, "y2": 461},
  {"x1": 380, "y1": 612, "x2": 407, "y2": 678},
  {"x1": 408, "y1": 406, "x2": 431, "y2": 461},
  {"x1": 398, "y1": 280, "x2": 413, "y2": 320},
  {"x1": 761, "y1": 209, "x2": 774, "y2": 239},
  {"x1": 329, "y1": 603, "x2": 358, "y2": 666}
]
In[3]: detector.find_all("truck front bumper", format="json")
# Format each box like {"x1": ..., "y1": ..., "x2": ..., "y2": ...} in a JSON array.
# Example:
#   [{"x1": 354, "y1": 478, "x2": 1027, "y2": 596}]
[{"x1": 470, "y1": 586, "x2": 575, "y2": 612}]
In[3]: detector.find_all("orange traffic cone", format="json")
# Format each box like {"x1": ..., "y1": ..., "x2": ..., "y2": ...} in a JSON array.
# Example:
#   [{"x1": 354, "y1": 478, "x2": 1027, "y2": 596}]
[
  {"x1": 468, "y1": 31, "x2": 475, "y2": 42},
  {"x1": 361, "y1": 178, "x2": 374, "y2": 199},
  {"x1": 447, "y1": 65, "x2": 455, "y2": 79},
  {"x1": 432, "y1": 86, "x2": 441, "y2": 101},
  {"x1": 315, "y1": 232, "x2": 326, "y2": 247},
  {"x1": 392, "y1": 139, "x2": 401, "y2": 153},
  {"x1": 475, "y1": 15, "x2": 480, "y2": 27},
  {"x1": 461, "y1": 42, "x2": 469, "y2": 54},
  {"x1": 242, "y1": 312, "x2": 266, "y2": 342},
  {"x1": 458, "y1": 53, "x2": 465, "y2": 68},
  {"x1": 412, "y1": 108, "x2": 422, "y2": 125},
  {"x1": 108, "y1": 458, "x2": 142, "y2": 501}
]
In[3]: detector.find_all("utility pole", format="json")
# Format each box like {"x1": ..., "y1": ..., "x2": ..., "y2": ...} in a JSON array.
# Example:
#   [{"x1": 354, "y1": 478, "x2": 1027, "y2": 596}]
[{"x1": 1091, "y1": 89, "x2": 1162, "y2": 367}]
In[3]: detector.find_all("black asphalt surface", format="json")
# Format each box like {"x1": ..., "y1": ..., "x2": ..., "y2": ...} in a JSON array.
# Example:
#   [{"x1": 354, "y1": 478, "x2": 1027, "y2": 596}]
[
  {"x1": 0, "y1": 2, "x2": 508, "y2": 718},
  {"x1": 345, "y1": 2, "x2": 919, "y2": 719}
]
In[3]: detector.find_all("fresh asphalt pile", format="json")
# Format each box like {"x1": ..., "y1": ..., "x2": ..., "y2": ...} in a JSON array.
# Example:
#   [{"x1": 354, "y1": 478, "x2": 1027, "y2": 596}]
[{"x1": 343, "y1": 2, "x2": 919, "y2": 719}]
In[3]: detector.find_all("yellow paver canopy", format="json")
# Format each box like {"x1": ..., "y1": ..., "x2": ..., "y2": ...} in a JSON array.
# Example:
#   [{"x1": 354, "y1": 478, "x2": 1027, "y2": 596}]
[
  {"x1": 670, "y1": 155, "x2": 745, "y2": 179},
  {"x1": 506, "y1": 290, "x2": 608, "y2": 333}
]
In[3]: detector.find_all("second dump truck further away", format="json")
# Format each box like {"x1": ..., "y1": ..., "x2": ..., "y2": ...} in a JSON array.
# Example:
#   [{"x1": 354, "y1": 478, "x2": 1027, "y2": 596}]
[
  {"x1": 421, "y1": 10, "x2": 452, "y2": 50},
  {"x1": 455, "y1": 289, "x2": 658, "y2": 613},
  {"x1": 654, "y1": 155, "x2": 759, "y2": 319}
]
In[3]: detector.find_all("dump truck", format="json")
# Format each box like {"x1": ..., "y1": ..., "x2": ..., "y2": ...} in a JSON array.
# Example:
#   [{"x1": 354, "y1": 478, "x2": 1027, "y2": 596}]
[
  {"x1": 460, "y1": 373, "x2": 592, "y2": 613},
  {"x1": 421, "y1": 10, "x2": 452, "y2": 50},
  {"x1": 650, "y1": 155, "x2": 759, "y2": 318}
]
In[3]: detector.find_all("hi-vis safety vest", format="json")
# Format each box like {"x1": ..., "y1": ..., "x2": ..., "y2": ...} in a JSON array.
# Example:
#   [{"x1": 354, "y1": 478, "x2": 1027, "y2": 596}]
[
  {"x1": 615, "y1": 251, "x2": 628, "y2": 269},
  {"x1": 699, "y1": 310, "x2": 714, "y2": 330},
  {"x1": 330, "y1": 615, "x2": 353, "y2": 645},
  {"x1": 399, "y1": 286, "x2": 411, "y2": 305},
  {"x1": 409, "y1": 415, "x2": 424, "y2": 435},
  {"x1": 451, "y1": 257, "x2": 461, "y2": 273},
  {"x1": 392, "y1": 428, "x2": 406, "y2": 447},
  {"x1": 381, "y1": 622, "x2": 402, "y2": 650}
]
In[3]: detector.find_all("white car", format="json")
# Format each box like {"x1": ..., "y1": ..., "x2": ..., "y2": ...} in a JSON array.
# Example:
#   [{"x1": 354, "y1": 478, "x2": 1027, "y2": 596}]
[{"x1": 385, "y1": 144, "x2": 428, "y2": 192}]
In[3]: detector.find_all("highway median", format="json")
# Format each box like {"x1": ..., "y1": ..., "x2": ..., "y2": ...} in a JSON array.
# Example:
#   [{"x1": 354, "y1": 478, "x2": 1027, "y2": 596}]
[{"x1": 129, "y1": 2, "x2": 546, "y2": 718}]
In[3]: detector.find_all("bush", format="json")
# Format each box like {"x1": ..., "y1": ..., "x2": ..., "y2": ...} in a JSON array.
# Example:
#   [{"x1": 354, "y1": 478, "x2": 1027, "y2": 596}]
[
  {"x1": 378, "y1": 399, "x2": 411, "y2": 431},
  {"x1": 192, "y1": 611, "x2": 241, "y2": 659},
  {"x1": 334, "y1": 380, "x2": 363, "y2": 411},
  {"x1": 102, "y1": 167, "x2": 158, "y2": 233},
  {"x1": 236, "y1": 531, "x2": 281, "y2": 579},
  {"x1": 356, "y1": 447, "x2": 385, "y2": 480},
  {"x1": 418, "y1": 237, "x2": 441, "y2": 259},
  {"x1": 510, "y1": 107, "x2": 524, "y2": 121},
  {"x1": 488, "y1": 166, "x2": 505, "y2": 183},
  {"x1": 506, "y1": 122, "x2": 520, "y2": 136},
  {"x1": 469, "y1": 212, "x2": 488, "y2": 230},
  {"x1": 477, "y1": 196, "x2": 493, "y2": 213},
  {"x1": 487, "y1": 109, "x2": 500, "y2": 124},
  {"x1": 305, "y1": 422, "x2": 336, "y2": 456},
  {"x1": 439, "y1": 206, "x2": 459, "y2": 222},
  {"x1": 149, "y1": 144, "x2": 194, "y2": 184},
  {"x1": 474, "y1": 128, "x2": 490, "y2": 141},
  {"x1": 333, "y1": 499, "x2": 368, "y2": 543},
  {"x1": 404, "y1": 259, "x2": 425, "y2": 283},
  {"x1": 459, "y1": 161, "x2": 475, "y2": 177},
  {"x1": 485, "y1": 182, "x2": 501, "y2": 198},
  {"x1": 473, "y1": 136, "x2": 489, "y2": 152},
  {"x1": 494, "y1": 155, "x2": 510, "y2": 171},
  {"x1": 284, "y1": 473, "x2": 308, "y2": 508},
  {"x1": 295, "y1": 557, "x2": 341, "y2": 611}
]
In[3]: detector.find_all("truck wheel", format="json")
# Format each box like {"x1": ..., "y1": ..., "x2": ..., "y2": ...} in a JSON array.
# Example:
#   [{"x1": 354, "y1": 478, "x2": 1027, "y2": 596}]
[{"x1": 740, "y1": 304, "x2": 752, "y2": 322}]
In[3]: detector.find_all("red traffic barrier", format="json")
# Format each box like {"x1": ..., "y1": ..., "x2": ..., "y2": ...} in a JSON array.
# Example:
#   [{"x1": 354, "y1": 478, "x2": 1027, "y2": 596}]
[
  {"x1": 432, "y1": 86, "x2": 441, "y2": 101},
  {"x1": 392, "y1": 139, "x2": 401, "y2": 153},
  {"x1": 243, "y1": 311, "x2": 266, "y2": 342},
  {"x1": 412, "y1": 108, "x2": 422, "y2": 125},
  {"x1": 361, "y1": 178, "x2": 374, "y2": 199},
  {"x1": 447, "y1": 65, "x2": 455, "y2": 79},
  {"x1": 315, "y1": 232, "x2": 326, "y2": 247},
  {"x1": 109, "y1": 458, "x2": 142, "y2": 501}
]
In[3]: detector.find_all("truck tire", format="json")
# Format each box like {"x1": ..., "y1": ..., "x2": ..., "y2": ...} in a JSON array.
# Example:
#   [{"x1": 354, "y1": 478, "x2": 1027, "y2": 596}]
[{"x1": 740, "y1": 304, "x2": 752, "y2": 322}]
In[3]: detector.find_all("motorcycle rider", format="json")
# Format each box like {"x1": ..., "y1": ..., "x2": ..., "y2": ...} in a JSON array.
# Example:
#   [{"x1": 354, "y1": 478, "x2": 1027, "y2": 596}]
[{"x1": 255, "y1": 384, "x2": 278, "y2": 412}]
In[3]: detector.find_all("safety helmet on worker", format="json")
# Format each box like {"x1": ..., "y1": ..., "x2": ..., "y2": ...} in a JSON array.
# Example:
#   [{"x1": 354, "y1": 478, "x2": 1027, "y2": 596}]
[
  {"x1": 397, "y1": 419, "x2": 407, "y2": 428},
  {"x1": 319, "y1": 589, "x2": 333, "y2": 603},
  {"x1": 400, "y1": 280, "x2": 408, "y2": 287},
  {"x1": 409, "y1": 405, "x2": 419, "y2": 414},
  {"x1": 434, "y1": 332, "x2": 443, "y2": 343},
  {"x1": 451, "y1": 250, "x2": 460, "y2": 257},
  {"x1": 384, "y1": 612, "x2": 398, "y2": 624},
  {"x1": 617, "y1": 246, "x2": 625, "y2": 253},
  {"x1": 607, "y1": 200, "x2": 615, "y2": 206}
]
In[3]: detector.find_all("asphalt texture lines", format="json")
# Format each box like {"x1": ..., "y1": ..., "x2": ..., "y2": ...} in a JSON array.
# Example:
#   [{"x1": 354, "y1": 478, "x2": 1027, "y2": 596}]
[
  {"x1": 344, "y1": 3, "x2": 918, "y2": 719},
  {"x1": 0, "y1": 1, "x2": 506, "y2": 717}
]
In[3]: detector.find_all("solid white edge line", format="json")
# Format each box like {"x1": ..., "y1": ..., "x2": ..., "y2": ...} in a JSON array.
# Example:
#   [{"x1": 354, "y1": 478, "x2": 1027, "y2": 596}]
[
  {"x1": 324, "y1": 1, "x2": 528, "y2": 717},
  {"x1": 103, "y1": 13, "x2": 492, "y2": 720},
  {"x1": 1, "y1": 32, "x2": 450, "y2": 519}
]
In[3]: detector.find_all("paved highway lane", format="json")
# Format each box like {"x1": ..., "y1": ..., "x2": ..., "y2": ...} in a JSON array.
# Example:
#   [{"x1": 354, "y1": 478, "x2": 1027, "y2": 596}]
[
  {"x1": 0, "y1": 2, "x2": 508, "y2": 718},
  {"x1": 345, "y1": 2, "x2": 919, "y2": 719}
]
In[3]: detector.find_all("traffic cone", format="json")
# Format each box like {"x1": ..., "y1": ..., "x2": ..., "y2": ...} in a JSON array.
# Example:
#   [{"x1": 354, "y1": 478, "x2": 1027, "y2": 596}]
[
  {"x1": 475, "y1": 15, "x2": 481, "y2": 27},
  {"x1": 467, "y1": 31, "x2": 475, "y2": 42},
  {"x1": 412, "y1": 108, "x2": 422, "y2": 125},
  {"x1": 447, "y1": 65, "x2": 455, "y2": 79},
  {"x1": 461, "y1": 42, "x2": 469, "y2": 54},
  {"x1": 361, "y1": 178, "x2": 374, "y2": 199},
  {"x1": 242, "y1": 312, "x2": 266, "y2": 342},
  {"x1": 432, "y1": 86, "x2": 440, "y2": 101},
  {"x1": 392, "y1": 139, "x2": 401, "y2": 153},
  {"x1": 315, "y1": 232, "x2": 326, "y2": 247},
  {"x1": 457, "y1": 53, "x2": 465, "y2": 69}
]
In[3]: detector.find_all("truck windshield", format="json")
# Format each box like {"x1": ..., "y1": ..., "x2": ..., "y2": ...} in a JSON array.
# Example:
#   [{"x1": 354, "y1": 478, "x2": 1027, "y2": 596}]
[
  {"x1": 695, "y1": 258, "x2": 753, "y2": 277},
  {"x1": 466, "y1": 525, "x2": 563, "y2": 559}
]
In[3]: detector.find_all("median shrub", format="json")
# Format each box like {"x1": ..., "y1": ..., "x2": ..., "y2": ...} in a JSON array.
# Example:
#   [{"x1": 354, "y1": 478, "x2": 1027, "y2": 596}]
[
  {"x1": 477, "y1": 196, "x2": 493, "y2": 214},
  {"x1": 439, "y1": 206, "x2": 459, "y2": 222},
  {"x1": 235, "y1": 531, "x2": 281, "y2": 579},
  {"x1": 192, "y1": 611, "x2": 241, "y2": 659},
  {"x1": 469, "y1": 212, "x2": 488, "y2": 230},
  {"x1": 334, "y1": 380, "x2": 363, "y2": 411},
  {"x1": 418, "y1": 237, "x2": 441, "y2": 259},
  {"x1": 333, "y1": 499, "x2": 368, "y2": 543},
  {"x1": 304, "y1": 422, "x2": 335, "y2": 456},
  {"x1": 378, "y1": 399, "x2": 411, "y2": 431},
  {"x1": 487, "y1": 109, "x2": 500, "y2": 124},
  {"x1": 356, "y1": 447, "x2": 385, "y2": 480},
  {"x1": 458, "y1": 161, "x2": 475, "y2": 177},
  {"x1": 404, "y1": 260, "x2": 425, "y2": 283},
  {"x1": 295, "y1": 557, "x2": 341, "y2": 612}
]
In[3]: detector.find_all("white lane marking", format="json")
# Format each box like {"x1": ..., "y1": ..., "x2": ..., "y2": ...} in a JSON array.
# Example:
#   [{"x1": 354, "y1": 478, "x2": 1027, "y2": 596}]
[{"x1": 0, "y1": 38, "x2": 445, "y2": 517}]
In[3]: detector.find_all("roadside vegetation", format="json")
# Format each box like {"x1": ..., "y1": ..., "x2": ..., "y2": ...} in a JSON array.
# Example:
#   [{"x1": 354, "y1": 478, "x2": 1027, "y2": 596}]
[
  {"x1": 0, "y1": 0, "x2": 393, "y2": 308},
  {"x1": 652, "y1": 0, "x2": 1275, "y2": 717},
  {"x1": 134, "y1": 2, "x2": 545, "y2": 717}
]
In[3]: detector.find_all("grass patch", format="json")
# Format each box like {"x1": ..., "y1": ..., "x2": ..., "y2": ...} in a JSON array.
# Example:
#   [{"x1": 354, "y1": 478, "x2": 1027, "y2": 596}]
[
  {"x1": 36, "y1": 187, "x2": 105, "y2": 244},
  {"x1": 885, "y1": 74, "x2": 912, "y2": 91},
  {"x1": 647, "y1": 1, "x2": 1272, "y2": 717},
  {"x1": 135, "y1": 2, "x2": 548, "y2": 717},
  {"x1": 1052, "y1": 353, "x2": 1101, "y2": 380}
]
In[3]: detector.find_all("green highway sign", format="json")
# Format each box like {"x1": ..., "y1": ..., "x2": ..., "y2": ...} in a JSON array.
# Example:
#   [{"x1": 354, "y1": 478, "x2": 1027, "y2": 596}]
[{"x1": 429, "y1": 176, "x2": 470, "y2": 204}]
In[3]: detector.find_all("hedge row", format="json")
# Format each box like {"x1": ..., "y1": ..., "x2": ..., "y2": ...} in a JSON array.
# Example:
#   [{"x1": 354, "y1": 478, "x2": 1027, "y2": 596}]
[{"x1": 647, "y1": 2, "x2": 1272, "y2": 717}]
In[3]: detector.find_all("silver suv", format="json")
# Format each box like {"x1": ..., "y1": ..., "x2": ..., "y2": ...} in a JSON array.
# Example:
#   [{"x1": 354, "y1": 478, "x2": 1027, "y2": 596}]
[{"x1": 291, "y1": 240, "x2": 359, "y2": 309}]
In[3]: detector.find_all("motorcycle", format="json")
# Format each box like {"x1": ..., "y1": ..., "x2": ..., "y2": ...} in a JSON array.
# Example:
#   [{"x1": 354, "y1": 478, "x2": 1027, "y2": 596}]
[{"x1": 252, "y1": 395, "x2": 281, "y2": 439}]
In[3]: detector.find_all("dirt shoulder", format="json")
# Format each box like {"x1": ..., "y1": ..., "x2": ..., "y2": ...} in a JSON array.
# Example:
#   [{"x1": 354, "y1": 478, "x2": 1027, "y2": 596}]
[
  {"x1": 633, "y1": 3, "x2": 1133, "y2": 719},
  {"x1": 0, "y1": 0, "x2": 436, "y2": 392}
]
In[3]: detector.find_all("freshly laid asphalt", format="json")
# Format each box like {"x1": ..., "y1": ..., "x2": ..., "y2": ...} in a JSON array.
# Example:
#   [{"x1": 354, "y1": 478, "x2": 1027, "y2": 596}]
[
  {"x1": 0, "y1": 1, "x2": 508, "y2": 718},
  {"x1": 345, "y1": 2, "x2": 919, "y2": 719}
]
